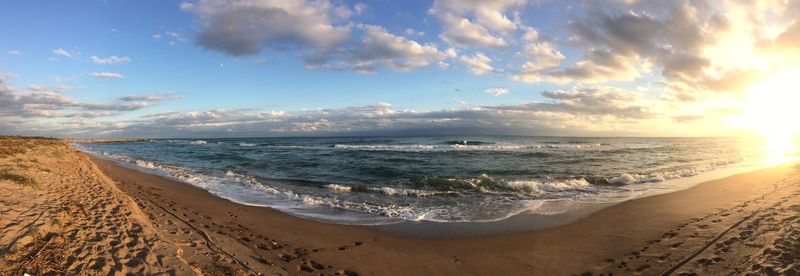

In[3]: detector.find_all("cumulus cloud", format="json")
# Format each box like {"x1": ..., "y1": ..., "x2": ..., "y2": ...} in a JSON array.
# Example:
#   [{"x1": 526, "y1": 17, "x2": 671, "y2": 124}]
[
  {"x1": 90, "y1": 55, "x2": 132, "y2": 65},
  {"x1": 306, "y1": 25, "x2": 448, "y2": 72},
  {"x1": 9, "y1": 0, "x2": 800, "y2": 137},
  {"x1": 405, "y1": 28, "x2": 424, "y2": 37},
  {"x1": 182, "y1": 0, "x2": 448, "y2": 73},
  {"x1": 429, "y1": 0, "x2": 527, "y2": 48},
  {"x1": 152, "y1": 31, "x2": 188, "y2": 46},
  {"x1": 1, "y1": 87, "x2": 668, "y2": 137},
  {"x1": 460, "y1": 52, "x2": 496, "y2": 74},
  {"x1": 52, "y1": 48, "x2": 78, "y2": 59},
  {"x1": 545, "y1": 49, "x2": 644, "y2": 83},
  {"x1": 511, "y1": 41, "x2": 565, "y2": 82},
  {"x1": 2, "y1": 80, "x2": 664, "y2": 138},
  {"x1": 487, "y1": 86, "x2": 652, "y2": 119},
  {"x1": 484, "y1": 87, "x2": 508, "y2": 96},
  {"x1": 181, "y1": 0, "x2": 351, "y2": 56},
  {"x1": 436, "y1": 14, "x2": 508, "y2": 49},
  {"x1": 0, "y1": 79, "x2": 172, "y2": 119},
  {"x1": 544, "y1": 0, "x2": 800, "y2": 94},
  {"x1": 773, "y1": 20, "x2": 800, "y2": 51},
  {"x1": 521, "y1": 27, "x2": 539, "y2": 43},
  {"x1": 118, "y1": 94, "x2": 182, "y2": 102},
  {"x1": 90, "y1": 72, "x2": 125, "y2": 79}
]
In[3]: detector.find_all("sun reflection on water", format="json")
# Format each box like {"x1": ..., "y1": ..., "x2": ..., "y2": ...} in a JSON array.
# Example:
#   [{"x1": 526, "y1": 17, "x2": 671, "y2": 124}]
[{"x1": 736, "y1": 70, "x2": 800, "y2": 166}]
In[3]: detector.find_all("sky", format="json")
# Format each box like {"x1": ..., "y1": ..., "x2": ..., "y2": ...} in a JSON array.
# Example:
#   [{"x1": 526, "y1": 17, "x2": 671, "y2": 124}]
[{"x1": 1, "y1": 0, "x2": 799, "y2": 138}]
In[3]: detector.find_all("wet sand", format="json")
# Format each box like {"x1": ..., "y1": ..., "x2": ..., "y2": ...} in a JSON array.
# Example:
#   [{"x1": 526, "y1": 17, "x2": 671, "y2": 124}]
[{"x1": 2, "y1": 137, "x2": 799, "y2": 275}]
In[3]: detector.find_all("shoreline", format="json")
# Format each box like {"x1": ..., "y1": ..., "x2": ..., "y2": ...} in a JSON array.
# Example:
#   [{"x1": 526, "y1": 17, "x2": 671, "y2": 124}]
[
  {"x1": 88, "y1": 150, "x2": 800, "y2": 274},
  {"x1": 376, "y1": 161, "x2": 773, "y2": 238},
  {"x1": 3, "y1": 138, "x2": 798, "y2": 275},
  {"x1": 78, "y1": 143, "x2": 772, "y2": 238}
]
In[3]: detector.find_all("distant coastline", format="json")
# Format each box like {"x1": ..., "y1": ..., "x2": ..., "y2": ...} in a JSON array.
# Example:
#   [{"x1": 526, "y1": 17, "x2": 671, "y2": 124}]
[{"x1": 63, "y1": 138, "x2": 151, "y2": 143}]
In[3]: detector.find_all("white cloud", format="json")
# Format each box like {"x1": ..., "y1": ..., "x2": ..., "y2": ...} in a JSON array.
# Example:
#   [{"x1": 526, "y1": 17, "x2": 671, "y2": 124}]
[
  {"x1": 488, "y1": 86, "x2": 652, "y2": 119},
  {"x1": 152, "y1": 31, "x2": 188, "y2": 46},
  {"x1": 405, "y1": 28, "x2": 425, "y2": 36},
  {"x1": 2, "y1": 90, "x2": 660, "y2": 138},
  {"x1": 181, "y1": 0, "x2": 351, "y2": 56},
  {"x1": 183, "y1": 0, "x2": 449, "y2": 72},
  {"x1": 7, "y1": 50, "x2": 21, "y2": 56},
  {"x1": 90, "y1": 55, "x2": 132, "y2": 65},
  {"x1": 460, "y1": 52, "x2": 495, "y2": 74},
  {"x1": 437, "y1": 14, "x2": 507, "y2": 49},
  {"x1": 521, "y1": 27, "x2": 539, "y2": 43},
  {"x1": 315, "y1": 24, "x2": 446, "y2": 72},
  {"x1": 429, "y1": 0, "x2": 527, "y2": 49},
  {"x1": 484, "y1": 87, "x2": 508, "y2": 96},
  {"x1": 52, "y1": 48, "x2": 78, "y2": 58},
  {"x1": 90, "y1": 72, "x2": 125, "y2": 79},
  {"x1": 511, "y1": 42, "x2": 566, "y2": 82},
  {"x1": 165, "y1": 31, "x2": 187, "y2": 42},
  {"x1": 0, "y1": 79, "x2": 171, "y2": 119},
  {"x1": 354, "y1": 3, "x2": 366, "y2": 14}
]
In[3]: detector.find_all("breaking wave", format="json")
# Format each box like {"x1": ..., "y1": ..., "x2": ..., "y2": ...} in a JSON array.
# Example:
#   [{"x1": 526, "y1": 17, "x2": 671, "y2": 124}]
[{"x1": 73, "y1": 136, "x2": 766, "y2": 225}]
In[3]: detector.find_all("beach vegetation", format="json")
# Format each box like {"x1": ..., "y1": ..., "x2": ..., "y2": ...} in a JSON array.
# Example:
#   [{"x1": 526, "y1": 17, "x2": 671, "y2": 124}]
[
  {"x1": 0, "y1": 171, "x2": 36, "y2": 187},
  {"x1": 0, "y1": 228, "x2": 67, "y2": 275}
]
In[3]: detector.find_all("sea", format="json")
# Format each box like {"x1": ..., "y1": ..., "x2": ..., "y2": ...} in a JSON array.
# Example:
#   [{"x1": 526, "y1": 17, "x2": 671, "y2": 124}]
[{"x1": 74, "y1": 136, "x2": 778, "y2": 225}]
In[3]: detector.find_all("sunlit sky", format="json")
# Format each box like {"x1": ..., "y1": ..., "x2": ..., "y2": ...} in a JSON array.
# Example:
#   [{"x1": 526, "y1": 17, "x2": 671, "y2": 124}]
[{"x1": 1, "y1": 0, "x2": 799, "y2": 138}]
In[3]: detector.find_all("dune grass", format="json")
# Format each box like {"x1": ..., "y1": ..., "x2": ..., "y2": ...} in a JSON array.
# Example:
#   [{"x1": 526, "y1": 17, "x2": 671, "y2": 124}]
[{"x1": 0, "y1": 172, "x2": 36, "y2": 187}]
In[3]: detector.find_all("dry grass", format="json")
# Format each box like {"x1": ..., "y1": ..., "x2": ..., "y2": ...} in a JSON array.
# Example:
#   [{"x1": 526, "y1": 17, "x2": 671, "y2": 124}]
[
  {"x1": 0, "y1": 171, "x2": 36, "y2": 187},
  {"x1": 0, "y1": 136, "x2": 61, "y2": 158},
  {"x1": 0, "y1": 230, "x2": 67, "y2": 275}
]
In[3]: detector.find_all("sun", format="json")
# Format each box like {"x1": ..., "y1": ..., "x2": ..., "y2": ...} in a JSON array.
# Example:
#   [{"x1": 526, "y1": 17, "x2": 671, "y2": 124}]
[{"x1": 739, "y1": 70, "x2": 800, "y2": 163}]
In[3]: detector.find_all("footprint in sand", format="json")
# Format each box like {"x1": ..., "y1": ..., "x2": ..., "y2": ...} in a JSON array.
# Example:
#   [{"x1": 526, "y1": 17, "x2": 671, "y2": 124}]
[
  {"x1": 298, "y1": 260, "x2": 325, "y2": 273},
  {"x1": 334, "y1": 270, "x2": 359, "y2": 276},
  {"x1": 337, "y1": 241, "x2": 363, "y2": 251},
  {"x1": 662, "y1": 232, "x2": 678, "y2": 239}
]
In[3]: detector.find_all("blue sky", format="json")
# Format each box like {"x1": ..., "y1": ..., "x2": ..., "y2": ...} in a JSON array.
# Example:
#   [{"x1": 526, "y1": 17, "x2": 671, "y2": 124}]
[{"x1": 1, "y1": 0, "x2": 799, "y2": 138}]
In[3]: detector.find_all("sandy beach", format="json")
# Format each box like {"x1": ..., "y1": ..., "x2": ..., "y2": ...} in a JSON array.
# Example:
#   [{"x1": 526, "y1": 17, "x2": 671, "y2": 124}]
[{"x1": 1, "y1": 137, "x2": 799, "y2": 275}]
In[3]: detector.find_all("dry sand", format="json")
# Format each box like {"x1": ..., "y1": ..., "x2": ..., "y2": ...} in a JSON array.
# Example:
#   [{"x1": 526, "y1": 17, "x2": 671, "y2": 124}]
[{"x1": 1, "y1": 137, "x2": 799, "y2": 275}]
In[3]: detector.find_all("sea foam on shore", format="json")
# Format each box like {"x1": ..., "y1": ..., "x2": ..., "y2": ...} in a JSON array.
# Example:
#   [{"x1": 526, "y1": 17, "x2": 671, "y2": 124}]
[{"x1": 73, "y1": 136, "x2": 776, "y2": 224}]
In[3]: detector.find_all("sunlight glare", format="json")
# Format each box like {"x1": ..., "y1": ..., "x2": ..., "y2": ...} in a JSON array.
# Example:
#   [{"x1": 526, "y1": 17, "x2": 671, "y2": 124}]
[{"x1": 741, "y1": 70, "x2": 800, "y2": 164}]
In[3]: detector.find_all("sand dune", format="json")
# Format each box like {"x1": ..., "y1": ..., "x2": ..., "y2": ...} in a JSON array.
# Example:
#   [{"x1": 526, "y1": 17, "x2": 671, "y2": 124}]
[
  {"x1": 0, "y1": 137, "x2": 190, "y2": 274},
  {"x1": 1, "y1": 137, "x2": 799, "y2": 275}
]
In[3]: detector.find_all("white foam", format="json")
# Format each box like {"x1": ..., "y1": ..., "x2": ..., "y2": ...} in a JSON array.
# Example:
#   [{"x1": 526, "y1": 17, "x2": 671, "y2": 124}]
[
  {"x1": 333, "y1": 144, "x2": 436, "y2": 151},
  {"x1": 239, "y1": 143, "x2": 256, "y2": 147},
  {"x1": 330, "y1": 143, "x2": 606, "y2": 152},
  {"x1": 134, "y1": 160, "x2": 157, "y2": 169},
  {"x1": 69, "y1": 141, "x2": 767, "y2": 225},
  {"x1": 324, "y1": 183, "x2": 452, "y2": 197},
  {"x1": 529, "y1": 143, "x2": 604, "y2": 149},
  {"x1": 501, "y1": 178, "x2": 593, "y2": 195},
  {"x1": 190, "y1": 140, "x2": 207, "y2": 145},
  {"x1": 367, "y1": 186, "x2": 443, "y2": 197},
  {"x1": 606, "y1": 159, "x2": 742, "y2": 185},
  {"x1": 324, "y1": 184, "x2": 352, "y2": 192}
]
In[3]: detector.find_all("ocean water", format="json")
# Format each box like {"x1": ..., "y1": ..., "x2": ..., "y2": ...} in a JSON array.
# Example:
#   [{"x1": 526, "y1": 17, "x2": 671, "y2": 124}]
[{"x1": 75, "y1": 136, "x2": 772, "y2": 225}]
